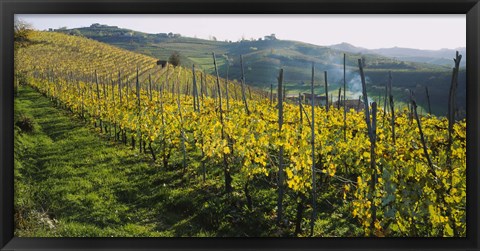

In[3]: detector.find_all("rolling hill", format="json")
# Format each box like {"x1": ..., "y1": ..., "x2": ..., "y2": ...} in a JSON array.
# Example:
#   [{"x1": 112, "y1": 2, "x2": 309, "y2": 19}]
[
  {"x1": 54, "y1": 24, "x2": 466, "y2": 117},
  {"x1": 330, "y1": 42, "x2": 467, "y2": 67}
]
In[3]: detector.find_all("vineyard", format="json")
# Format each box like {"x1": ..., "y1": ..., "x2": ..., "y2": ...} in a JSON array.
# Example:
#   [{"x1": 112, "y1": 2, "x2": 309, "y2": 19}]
[{"x1": 14, "y1": 31, "x2": 466, "y2": 237}]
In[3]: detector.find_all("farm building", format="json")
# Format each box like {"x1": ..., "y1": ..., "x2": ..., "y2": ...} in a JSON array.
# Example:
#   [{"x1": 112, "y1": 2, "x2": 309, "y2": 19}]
[
  {"x1": 301, "y1": 93, "x2": 328, "y2": 106},
  {"x1": 156, "y1": 60, "x2": 167, "y2": 67},
  {"x1": 284, "y1": 94, "x2": 366, "y2": 111},
  {"x1": 333, "y1": 99, "x2": 365, "y2": 112},
  {"x1": 284, "y1": 93, "x2": 329, "y2": 107},
  {"x1": 285, "y1": 94, "x2": 299, "y2": 102}
]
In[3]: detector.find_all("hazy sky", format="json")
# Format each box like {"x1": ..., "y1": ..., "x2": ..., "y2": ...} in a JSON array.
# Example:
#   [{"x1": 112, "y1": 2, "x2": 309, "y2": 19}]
[{"x1": 18, "y1": 14, "x2": 466, "y2": 50}]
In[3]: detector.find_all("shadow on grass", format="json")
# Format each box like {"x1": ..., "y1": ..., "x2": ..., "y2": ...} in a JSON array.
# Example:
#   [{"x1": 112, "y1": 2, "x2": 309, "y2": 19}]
[{"x1": 15, "y1": 86, "x2": 280, "y2": 237}]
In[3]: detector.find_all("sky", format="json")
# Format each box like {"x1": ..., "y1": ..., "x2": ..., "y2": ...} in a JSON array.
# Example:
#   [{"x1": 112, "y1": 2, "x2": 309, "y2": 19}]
[{"x1": 17, "y1": 14, "x2": 466, "y2": 50}]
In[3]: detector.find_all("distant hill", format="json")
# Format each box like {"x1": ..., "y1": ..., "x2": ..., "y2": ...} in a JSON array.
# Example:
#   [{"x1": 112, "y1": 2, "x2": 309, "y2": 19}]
[
  {"x1": 329, "y1": 42, "x2": 369, "y2": 54},
  {"x1": 54, "y1": 24, "x2": 466, "y2": 117},
  {"x1": 330, "y1": 42, "x2": 466, "y2": 67}
]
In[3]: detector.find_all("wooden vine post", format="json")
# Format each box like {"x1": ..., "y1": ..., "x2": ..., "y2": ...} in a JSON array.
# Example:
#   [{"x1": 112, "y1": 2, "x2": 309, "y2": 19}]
[
  {"x1": 119, "y1": 71, "x2": 127, "y2": 144},
  {"x1": 103, "y1": 75, "x2": 108, "y2": 135},
  {"x1": 358, "y1": 59, "x2": 377, "y2": 236},
  {"x1": 425, "y1": 86, "x2": 432, "y2": 115},
  {"x1": 383, "y1": 73, "x2": 389, "y2": 119},
  {"x1": 192, "y1": 65, "x2": 199, "y2": 112},
  {"x1": 388, "y1": 72, "x2": 395, "y2": 145},
  {"x1": 343, "y1": 53, "x2": 347, "y2": 141},
  {"x1": 270, "y1": 83, "x2": 273, "y2": 106},
  {"x1": 175, "y1": 82, "x2": 187, "y2": 172},
  {"x1": 81, "y1": 80, "x2": 85, "y2": 120},
  {"x1": 136, "y1": 67, "x2": 141, "y2": 152},
  {"x1": 225, "y1": 62, "x2": 230, "y2": 111},
  {"x1": 171, "y1": 67, "x2": 176, "y2": 95},
  {"x1": 149, "y1": 74, "x2": 153, "y2": 101},
  {"x1": 359, "y1": 60, "x2": 372, "y2": 136},
  {"x1": 111, "y1": 75, "x2": 116, "y2": 141},
  {"x1": 126, "y1": 78, "x2": 130, "y2": 103},
  {"x1": 445, "y1": 52, "x2": 462, "y2": 236},
  {"x1": 213, "y1": 52, "x2": 232, "y2": 193},
  {"x1": 192, "y1": 65, "x2": 205, "y2": 182},
  {"x1": 337, "y1": 88, "x2": 342, "y2": 109},
  {"x1": 299, "y1": 93, "x2": 303, "y2": 132},
  {"x1": 310, "y1": 63, "x2": 317, "y2": 237},
  {"x1": 199, "y1": 71, "x2": 204, "y2": 100},
  {"x1": 324, "y1": 71, "x2": 329, "y2": 112},
  {"x1": 158, "y1": 68, "x2": 168, "y2": 169},
  {"x1": 146, "y1": 74, "x2": 156, "y2": 160},
  {"x1": 277, "y1": 68, "x2": 285, "y2": 226},
  {"x1": 165, "y1": 63, "x2": 170, "y2": 96},
  {"x1": 295, "y1": 92, "x2": 306, "y2": 236},
  {"x1": 203, "y1": 70, "x2": 208, "y2": 98},
  {"x1": 95, "y1": 70, "x2": 101, "y2": 131},
  {"x1": 447, "y1": 51, "x2": 462, "y2": 169},
  {"x1": 370, "y1": 102, "x2": 378, "y2": 235},
  {"x1": 240, "y1": 55, "x2": 250, "y2": 115},
  {"x1": 411, "y1": 99, "x2": 435, "y2": 176},
  {"x1": 408, "y1": 90, "x2": 414, "y2": 122}
]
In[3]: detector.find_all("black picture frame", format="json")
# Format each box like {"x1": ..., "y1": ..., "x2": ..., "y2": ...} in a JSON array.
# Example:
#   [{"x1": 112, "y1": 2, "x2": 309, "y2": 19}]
[{"x1": 1, "y1": 0, "x2": 479, "y2": 250}]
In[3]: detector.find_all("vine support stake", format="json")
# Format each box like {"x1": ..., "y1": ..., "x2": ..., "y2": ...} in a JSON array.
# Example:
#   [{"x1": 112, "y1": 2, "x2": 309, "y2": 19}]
[
  {"x1": 369, "y1": 102, "x2": 378, "y2": 235},
  {"x1": 447, "y1": 51, "x2": 462, "y2": 169},
  {"x1": 240, "y1": 55, "x2": 250, "y2": 115},
  {"x1": 425, "y1": 86, "x2": 432, "y2": 115},
  {"x1": 136, "y1": 67, "x2": 142, "y2": 153},
  {"x1": 337, "y1": 88, "x2": 342, "y2": 109},
  {"x1": 359, "y1": 59, "x2": 378, "y2": 236},
  {"x1": 213, "y1": 52, "x2": 232, "y2": 194},
  {"x1": 324, "y1": 71, "x2": 329, "y2": 113},
  {"x1": 343, "y1": 53, "x2": 347, "y2": 141},
  {"x1": 388, "y1": 72, "x2": 395, "y2": 145},
  {"x1": 276, "y1": 68, "x2": 285, "y2": 226},
  {"x1": 310, "y1": 63, "x2": 317, "y2": 237},
  {"x1": 411, "y1": 99, "x2": 436, "y2": 178}
]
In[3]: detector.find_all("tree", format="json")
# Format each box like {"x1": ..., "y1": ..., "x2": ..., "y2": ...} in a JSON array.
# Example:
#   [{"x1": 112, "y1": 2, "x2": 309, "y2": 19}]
[
  {"x1": 168, "y1": 51, "x2": 181, "y2": 67},
  {"x1": 14, "y1": 18, "x2": 33, "y2": 96},
  {"x1": 69, "y1": 29, "x2": 83, "y2": 36},
  {"x1": 14, "y1": 17, "x2": 32, "y2": 47}
]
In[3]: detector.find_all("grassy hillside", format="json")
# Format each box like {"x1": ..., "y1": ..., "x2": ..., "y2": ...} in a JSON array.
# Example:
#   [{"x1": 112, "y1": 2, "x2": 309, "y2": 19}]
[
  {"x1": 57, "y1": 24, "x2": 230, "y2": 70},
  {"x1": 330, "y1": 42, "x2": 467, "y2": 67},
  {"x1": 16, "y1": 31, "x2": 267, "y2": 105},
  {"x1": 56, "y1": 25, "x2": 465, "y2": 117},
  {"x1": 58, "y1": 25, "x2": 449, "y2": 83},
  {"x1": 15, "y1": 86, "x2": 167, "y2": 237},
  {"x1": 14, "y1": 27, "x2": 467, "y2": 238}
]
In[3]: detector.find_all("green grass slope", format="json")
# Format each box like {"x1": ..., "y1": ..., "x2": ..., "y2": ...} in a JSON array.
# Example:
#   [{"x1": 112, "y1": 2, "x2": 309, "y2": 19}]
[
  {"x1": 15, "y1": 86, "x2": 168, "y2": 236},
  {"x1": 15, "y1": 85, "x2": 362, "y2": 237}
]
